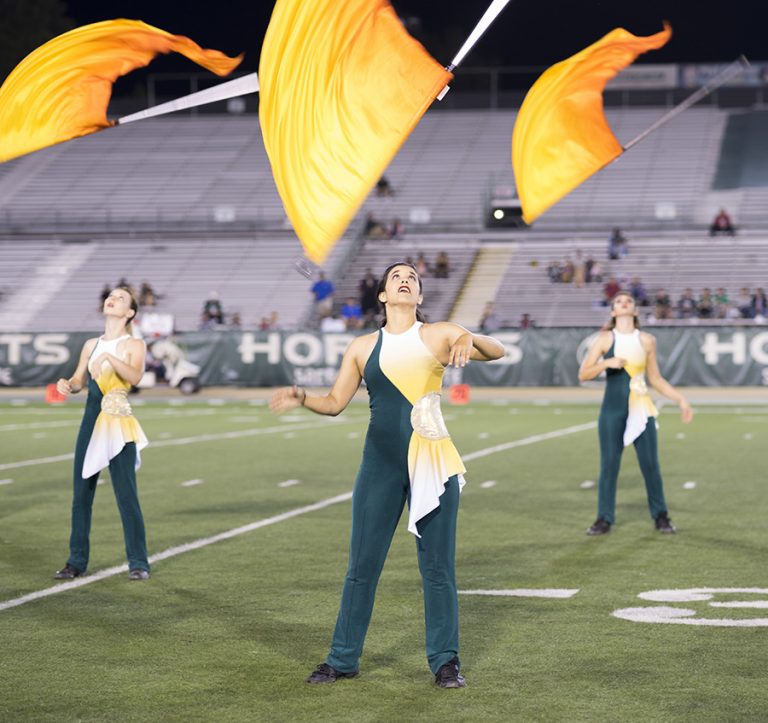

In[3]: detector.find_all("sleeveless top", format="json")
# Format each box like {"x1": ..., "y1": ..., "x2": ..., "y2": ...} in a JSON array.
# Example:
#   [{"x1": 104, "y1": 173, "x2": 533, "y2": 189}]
[
  {"x1": 82, "y1": 335, "x2": 148, "y2": 478},
  {"x1": 612, "y1": 329, "x2": 659, "y2": 446},
  {"x1": 377, "y1": 322, "x2": 466, "y2": 536}
]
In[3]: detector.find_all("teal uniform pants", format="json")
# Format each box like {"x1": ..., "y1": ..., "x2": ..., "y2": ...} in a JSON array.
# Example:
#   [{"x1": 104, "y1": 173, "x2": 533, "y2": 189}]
[
  {"x1": 597, "y1": 358, "x2": 668, "y2": 524},
  {"x1": 326, "y1": 334, "x2": 460, "y2": 675},
  {"x1": 67, "y1": 379, "x2": 149, "y2": 572}
]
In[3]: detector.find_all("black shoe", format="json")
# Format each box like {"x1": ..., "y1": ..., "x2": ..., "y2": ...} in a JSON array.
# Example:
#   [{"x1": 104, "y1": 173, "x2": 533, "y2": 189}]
[
  {"x1": 306, "y1": 663, "x2": 358, "y2": 684},
  {"x1": 586, "y1": 518, "x2": 611, "y2": 536},
  {"x1": 655, "y1": 512, "x2": 676, "y2": 533},
  {"x1": 435, "y1": 657, "x2": 466, "y2": 688},
  {"x1": 54, "y1": 563, "x2": 83, "y2": 580}
]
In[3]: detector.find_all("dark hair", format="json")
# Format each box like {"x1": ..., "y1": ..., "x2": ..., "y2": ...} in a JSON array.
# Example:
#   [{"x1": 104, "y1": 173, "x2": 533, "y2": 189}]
[
  {"x1": 603, "y1": 291, "x2": 640, "y2": 330},
  {"x1": 116, "y1": 286, "x2": 139, "y2": 333},
  {"x1": 377, "y1": 262, "x2": 426, "y2": 327}
]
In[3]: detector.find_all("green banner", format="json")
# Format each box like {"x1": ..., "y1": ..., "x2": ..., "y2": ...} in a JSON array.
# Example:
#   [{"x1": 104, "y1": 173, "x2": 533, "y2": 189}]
[{"x1": 2, "y1": 328, "x2": 768, "y2": 388}]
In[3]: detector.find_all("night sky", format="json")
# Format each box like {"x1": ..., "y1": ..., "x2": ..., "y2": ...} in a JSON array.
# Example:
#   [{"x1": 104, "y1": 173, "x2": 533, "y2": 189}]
[{"x1": 64, "y1": 0, "x2": 763, "y2": 74}]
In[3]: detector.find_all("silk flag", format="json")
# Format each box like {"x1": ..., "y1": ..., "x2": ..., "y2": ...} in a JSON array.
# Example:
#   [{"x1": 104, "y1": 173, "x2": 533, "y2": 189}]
[
  {"x1": 512, "y1": 24, "x2": 672, "y2": 224},
  {"x1": 259, "y1": 0, "x2": 452, "y2": 265},
  {"x1": 0, "y1": 20, "x2": 243, "y2": 163}
]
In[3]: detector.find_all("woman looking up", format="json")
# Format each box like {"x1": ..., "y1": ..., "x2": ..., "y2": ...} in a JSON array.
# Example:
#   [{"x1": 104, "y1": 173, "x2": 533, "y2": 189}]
[
  {"x1": 270, "y1": 262, "x2": 505, "y2": 688},
  {"x1": 54, "y1": 287, "x2": 150, "y2": 580},
  {"x1": 579, "y1": 291, "x2": 693, "y2": 536}
]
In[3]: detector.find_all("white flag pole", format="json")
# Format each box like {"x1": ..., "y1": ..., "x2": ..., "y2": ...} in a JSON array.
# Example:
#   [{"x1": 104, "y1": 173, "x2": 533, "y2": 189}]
[
  {"x1": 623, "y1": 57, "x2": 749, "y2": 151},
  {"x1": 447, "y1": 0, "x2": 513, "y2": 71},
  {"x1": 116, "y1": 72, "x2": 260, "y2": 125},
  {"x1": 436, "y1": 0, "x2": 512, "y2": 100}
]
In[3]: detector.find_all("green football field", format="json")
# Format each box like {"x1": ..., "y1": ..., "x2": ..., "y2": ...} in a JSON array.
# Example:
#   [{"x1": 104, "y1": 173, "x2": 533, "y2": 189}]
[{"x1": 0, "y1": 396, "x2": 766, "y2": 722}]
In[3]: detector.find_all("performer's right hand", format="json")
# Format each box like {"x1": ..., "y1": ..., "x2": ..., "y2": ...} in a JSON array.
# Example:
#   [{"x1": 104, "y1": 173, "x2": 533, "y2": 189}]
[
  {"x1": 56, "y1": 378, "x2": 72, "y2": 396},
  {"x1": 604, "y1": 356, "x2": 626, "y2": 369},
  {"x1": 269, "y1": 385, "x2": 304, "y2": 414}
]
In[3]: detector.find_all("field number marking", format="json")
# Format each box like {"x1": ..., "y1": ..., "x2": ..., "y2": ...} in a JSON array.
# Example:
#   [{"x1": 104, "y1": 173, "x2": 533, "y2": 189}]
[{"x1": 613, "y1": 588, "x2": 768, "y2": 626}]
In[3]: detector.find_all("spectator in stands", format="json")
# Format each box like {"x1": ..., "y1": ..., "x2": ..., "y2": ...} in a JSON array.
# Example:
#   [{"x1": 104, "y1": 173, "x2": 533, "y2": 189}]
[
  {"x1": 388, "y1": 218, "x2": 405, "y2": 240},
  {"x1": 589, "y1": 259, "x2": 604, "y2": 283},
  {"x1": 320, "y1": 313, "x2": 346, "y2": 332},
  {"x1": 519, "y1": 313, "x2": 534, "y2": 329},
  {"x1": 199, "y1": 311, "x2": 217, "y2": 330},
  {"x1": 607, "y1": 228, "x2": 628, "y2": 260},
  {"x1": 573, "y1": 250, "x2": 586, "y2": 288},
  {"x1": 714, "y1": 288, "x2": 731, "y2": 319},
  {"x1": 560, "y1": 257, "x2": 574, "y2": 283},
  {"x1": 203, "y1": 292, "x2": 224, "y2": 324},
  {"x1": 434, "y1": 252, "x2": 451, "y2": 279},
  {"x1": 228, "y1": 312, "x2": 242, "y2": 329},
  {"x1": 676, "y1": 288, "x2": 697, "y2": 319},
  {"x1": 341, "y1": 297, "x2": 363, "y2": 330},
  {"x1": 139, "y1": 281, "x2": 156, "y2": 307},
  {"x1": 359, "y1": 269, "x2": 379, "y2": 320},
  {"x1": 653, "y1": 289, "x2": 672, "y2": 320},
  {"x1": 415, "y1": 252, "x2": 430, "y2": 277},
  {"x1": 479, "y1": 302, "x2": 500, "y2": 332},
  {"x1": 259, "y1": 313, "x2": 280, "y2": 331},
  {"x1": 311, "y1": 271, "x2": 335, "y2": 319},
  {"x1": 751, "y1": 288, "x2": 768, "y2": 319},
  {"x1": 697, "y1": 288, "x2": 714, "y2": 319},
  {"x1": 602, "y1": 276, "x2": 621, "y2": 306},
  {"x1": 736, "y1": 287, "x2": 753, "y2": 318},
  {"x1": 375, "y1": 175, "x2": 394, "y2": 197},
  {"x1": 709, "y1": 208, "x2": 735, "y2": 236},
  {"x1": 547, "y1": 260, "x2": 562, "y2": 283},
  {"x1": 364, "y1": 212, "x2": 388, "y2": 239},
  {"x1": 629, "y1": 277, "x2": 649, "y2": 306}
]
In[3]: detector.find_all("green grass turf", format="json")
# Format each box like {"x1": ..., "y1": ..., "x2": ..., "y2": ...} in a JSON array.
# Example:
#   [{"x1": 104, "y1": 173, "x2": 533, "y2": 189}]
[{"x1": 0, "y1": 398, "x2": 766, "y2": 721}]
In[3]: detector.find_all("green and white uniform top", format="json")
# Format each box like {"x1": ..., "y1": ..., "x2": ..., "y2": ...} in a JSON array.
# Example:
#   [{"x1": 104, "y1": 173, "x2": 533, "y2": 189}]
[
  {"x1": 611, "y1": 328, "x2": 659, "y2": 446},
  {"x1": 376, "y1": 321, "x2": 466, "y2": 536}
]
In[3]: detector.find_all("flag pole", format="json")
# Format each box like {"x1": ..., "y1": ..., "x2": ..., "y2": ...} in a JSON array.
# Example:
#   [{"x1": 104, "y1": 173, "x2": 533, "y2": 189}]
[
  {"x1": 447, "y1": 0, "x2": 513, "y2": 71},
  {"x1": 623, "y1": 56, "x2": 749, "y2": 151},
  {"x1": 116, "y1": 72, "x2": 260, "y2": 125},
  {"x1": 437, "y1": 0, "x2": 512, "y2": 100}
]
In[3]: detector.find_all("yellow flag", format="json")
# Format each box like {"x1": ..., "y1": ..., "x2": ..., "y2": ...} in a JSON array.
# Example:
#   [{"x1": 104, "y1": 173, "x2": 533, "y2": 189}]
[
  {"x1": 0, "y1": 20, "x2": 243, "y2": 163},
  {"x1": 512, "y1": 24, "x2": 672, "y2": 224},
  {"x1": 259, "y1": 0, "x2": 452, "y2": 265}
]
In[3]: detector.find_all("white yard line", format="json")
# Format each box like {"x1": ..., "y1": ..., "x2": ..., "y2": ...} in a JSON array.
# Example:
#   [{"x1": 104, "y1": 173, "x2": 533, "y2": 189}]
[
  {"x1": 0, "y1": 492, "x2": 354, "y2": 613},
  {"x1": 0, "y1": 417, "x2": 367, "y2": 471},
  {"x1": 462, "y1": 421, "x2": 596, "y2": 461},
  {"x1": 0, "y1": 420, "x2": 81, "y2": 432},
  {"x1": 0, "y1": 421, "x2": 596, "y2": 612},
  {"x1": 459, "y1": 589, "x2": 580, "y2": 598}
]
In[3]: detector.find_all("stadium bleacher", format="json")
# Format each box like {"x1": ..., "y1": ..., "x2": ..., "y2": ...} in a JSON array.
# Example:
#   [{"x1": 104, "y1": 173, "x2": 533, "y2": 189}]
[{"x1": 1, "y1": 105, "x2": 767, "y2": 332}]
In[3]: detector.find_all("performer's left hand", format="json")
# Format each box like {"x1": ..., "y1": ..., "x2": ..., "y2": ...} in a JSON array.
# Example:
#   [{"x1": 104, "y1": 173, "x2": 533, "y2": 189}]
[
  {"x1": 448, "y1": 333, "x2": 474, "y2": 368},
  {"x1": 90, "y1": 353, "x2": 111, "y2": 379}
]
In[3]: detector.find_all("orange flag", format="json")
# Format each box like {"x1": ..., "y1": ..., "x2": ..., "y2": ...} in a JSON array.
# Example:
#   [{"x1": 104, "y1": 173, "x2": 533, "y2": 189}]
[
  {"x1": 0, "y1": 20, "x2": 242, "y2": 163},
  {"x1": 512, "y1": 24, "x2": 672, "y2": 224},
  {"x1": 259, "y1": 0, "x2": 452, "y2": 265}
]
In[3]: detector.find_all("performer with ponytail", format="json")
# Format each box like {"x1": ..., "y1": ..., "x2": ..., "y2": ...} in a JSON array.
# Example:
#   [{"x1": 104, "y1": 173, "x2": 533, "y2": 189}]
[
  {"x1": 54, "y1": 287, "x2": 150, "y2": 580},
  {"x1": 579, "y1": 291, "x2": 693, "y2": 536},
  {"x1": 270, "y1": 262, "x2": 505, "y2": 688}
]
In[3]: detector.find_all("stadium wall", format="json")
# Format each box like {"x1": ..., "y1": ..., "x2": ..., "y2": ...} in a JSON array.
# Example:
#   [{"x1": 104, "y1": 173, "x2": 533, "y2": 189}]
[{"x1": 3, "y1": 328, "x2": 768, "y2": 388}]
